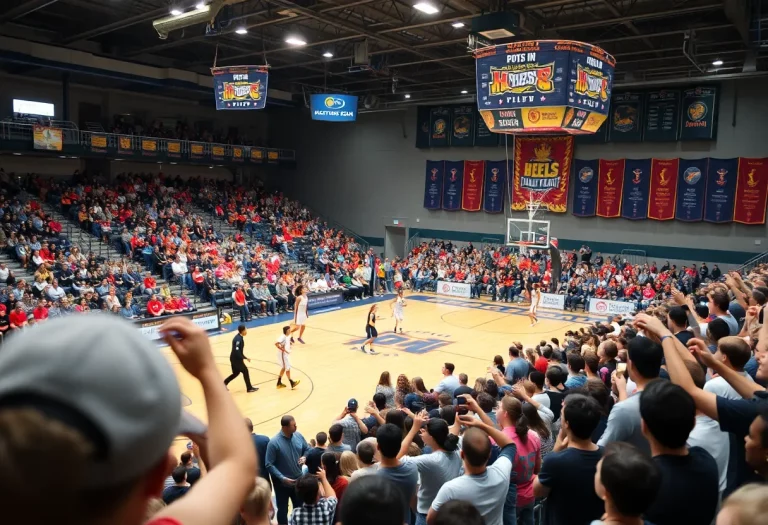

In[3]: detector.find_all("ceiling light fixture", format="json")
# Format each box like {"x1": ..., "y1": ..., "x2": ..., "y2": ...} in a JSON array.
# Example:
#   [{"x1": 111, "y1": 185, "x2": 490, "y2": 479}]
[
  {"x1": 461, "y1": 90, "x2": 468, "y2": 94},
  {"x1": 323, "y1": 51, "x2": 334, "y2": 58},
  {"x1": 235, "y1": 27, "x2": 248, "y2": 35},
  {"x1": 451, "y1": 22, "x2": 464, "y2": 28},
  {"x1": 285, "y1": 36, "x2": 307, "y2": 46},
  {"x1": 170, "y1": 8, "x2": 183, "y2": 16},
  {"x1": 413, "y1": 2, "x2": 439, "y2": 14},
  {"x1": 712, "y1": 59, "x2": 723, "y2": 66},
  {"x1": 405, "y1": 94, "x2": 411, "y2": 99},
  {"x1": 196, "y1": 2, "x2": 206, "y2": 9}
]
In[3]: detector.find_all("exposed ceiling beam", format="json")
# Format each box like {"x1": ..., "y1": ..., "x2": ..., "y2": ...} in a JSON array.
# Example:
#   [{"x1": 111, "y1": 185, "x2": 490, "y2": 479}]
[
  {"x1": 0, "y1": 0, "x2": 59, "y2": 24},
  {"x1": 723, "y1": 0, "x2": 750, "y2": 45},
  {"x1": 58, "y1": 7, "x2": 168, "y2": 44},
  {"x1": 550, "y1": 3, "x2": 722, "y2": 32},
  {"x1": 596, "y1": 0, "x2": 658, "y2": 56}
]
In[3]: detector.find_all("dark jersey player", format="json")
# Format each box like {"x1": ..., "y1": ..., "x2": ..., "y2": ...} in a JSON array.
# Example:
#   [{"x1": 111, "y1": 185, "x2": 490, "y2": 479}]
[{"x1": 224, "y1": 324, "x2": 258, "y2": 393}]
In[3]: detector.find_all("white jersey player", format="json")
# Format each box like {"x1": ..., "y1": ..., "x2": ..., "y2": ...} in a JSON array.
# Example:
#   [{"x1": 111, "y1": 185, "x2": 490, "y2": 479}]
[{"x1": 391, "y1": 289, "x2": 407, "y2": 333}]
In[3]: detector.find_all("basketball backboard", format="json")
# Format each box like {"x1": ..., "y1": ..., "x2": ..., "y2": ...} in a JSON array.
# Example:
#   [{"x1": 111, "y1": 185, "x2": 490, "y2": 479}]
[{"x1": 507, "y1": 217, "x2": 551, "y2": 250}]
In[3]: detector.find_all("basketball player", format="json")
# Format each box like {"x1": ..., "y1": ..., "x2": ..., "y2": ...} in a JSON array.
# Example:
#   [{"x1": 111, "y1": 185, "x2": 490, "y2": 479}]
[
  {"x1": 224, "y1": 324, "x2": 258, "y2": 393},
  {"x1": 528, "y1": 283, "x2": 541, "y2": 327},
  {"x1": 390, "y1": 288, "x2": 406, "y2": 333},
  {"x1": 360, "y1": 304, "x2": 381, "y2": 355},
  {"x1": 290, "y1": 284, "x2": 308, "y2": 344},
  {"x1": 275, "y1": 325, "x2": 300, "y2": 389}
]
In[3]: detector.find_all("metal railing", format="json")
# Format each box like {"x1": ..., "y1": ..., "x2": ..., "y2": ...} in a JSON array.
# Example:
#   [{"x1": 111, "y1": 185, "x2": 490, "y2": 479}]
[
  {"x1": 620, "y1": 249, "x2": 647, "y2": 267},
  {"x1": 302, "y1": 204, "x2": 370, "y2": 253},
  {"x1": 405, "y1": 232, "x2": 421, "y2": 256},
  {"x1": 736, "y1": 250, "x2": 768, "y2": 274}
]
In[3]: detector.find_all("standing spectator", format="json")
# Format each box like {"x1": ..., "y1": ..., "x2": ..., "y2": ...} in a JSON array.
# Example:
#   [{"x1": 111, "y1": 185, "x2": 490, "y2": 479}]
[
  {"x1": 239, "y1": 477, "x2": 274, "y2": 525},
  {"x1": 533, "y1": 394, "x2": 605, "y2": 525},
  {"x1": 434, "y1": 363, "x2": 460, "y2": 396},
  {"x1": 641, "y1": 380, "x2": 719, "y2": 525},
  {"x1": 334, "y1": 399, "x2": 368, "y2": 450},
  {"x1": 339, "y1": 476, "x2": 405, "y2": 525},
  {"x1": 428, "y1": 416, "x2": 515, "y2": 525},
  {"x1": 266, "y1": 415, "x2": 311, "y2": 525},
  {"x1": 564, "y1": 353, "x2": 587, "y2": 389},
  {"x1": 305, "y1": 432, "x2": 329, "y2": 475},
  {"x1": 351, "y1": 439, "x2": 379, "y2": 479},
  {"x1": 289, "y1": 469, "x2": 337, "y2": 525},
  {"x1": 452, "y1": 373, "x2": 473, "y2": 400},
  {"x1": 246, "y1": 418, "x2": 271, "y2": 485},
  {"x1": 505, "y1": 345, "x2": 529, "y2": 384},
  {"x1": 376, "y1": 371, "x2": 396, "y2": 408},
  {"x1": 233, "y1": 284, "x2": 251, "y2": 322},
  {"x1": 598, "y1": 336, "x2": 662, "y2": 455},
  {"x1": 327, "y1": 423, "x2": 352, "y2": 453},
  {"x1": 376, "y1": 423, "x2": 419, "y2": 522}
]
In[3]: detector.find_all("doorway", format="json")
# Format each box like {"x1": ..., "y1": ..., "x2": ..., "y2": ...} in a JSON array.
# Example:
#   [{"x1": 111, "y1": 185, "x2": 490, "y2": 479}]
[{"x1": 384, "y1": 226, "x2": 406, "y2": 260}]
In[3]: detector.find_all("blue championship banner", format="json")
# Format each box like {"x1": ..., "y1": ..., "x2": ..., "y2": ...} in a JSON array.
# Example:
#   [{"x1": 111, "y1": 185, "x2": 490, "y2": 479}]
[
  {"x1": 424, "y1": 160, "x2": 444, "y2": 210},
  {"x1": 416, "y1": 106, "x2": 431, "y2": 148},
  {"x1": 430, "y1": 107, "x2": 451, "y2": 147},
  {"x1": 676, "y1": 159, "x2": 708, "y2": 222},
  {"x1": 483, "y1": 160, "x2": 506, "y2": 213},
  {"x1": 610, "y1": 93, "x2": 644, "y2": 142},
  {"x1": 644, "y1": 90, "x2": 680, "y2": 142},
  {"x1": 621, "y1": 159, "x2": 651, "y2": 220},
  {"x1": 451, "y1": 106, "x2": 474, "y2": 147},
  {"x1": 474, "y1": 110, "x2": 499, "y2": 147},
  {"x1": 705, "y1": 158, "x2": 737, "y2": 223},
  {"x1": 680, "y1": 86, "x2": 718, "y2": 141},
  {"x1": 310, "y1": 94, "x2": 358, "y2": 122},
  {"x1": 212, "y1": 66, "x2": 268, "y2": 110},
  {"x1": 572, "y1": 159, "x2": 598, "y2": 217},
  {"x1": 442, "y1": 161, "x2": 464, "y2": 210}
]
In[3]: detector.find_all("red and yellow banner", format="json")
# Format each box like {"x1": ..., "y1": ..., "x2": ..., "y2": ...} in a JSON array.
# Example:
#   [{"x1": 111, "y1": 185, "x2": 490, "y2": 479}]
[
  {"x1": 90, "y1": 134, "x2": 107, "y2": 149},
  {"x1": 118, "y1": 136, "x2": 132, "y2": 151},
  {"x1": 512, "y1": 136, "x2": 573, "y2": 212},
  {"x1": 462, "y1": 160, "x2": 485, "y2": 211},
  {"x1": 233, "y1": 146, "x2": 244, "y2": 161},
  {"x1": 596, "y1": 159, "x2": 625, "y2": 217},
  {"x1": 648, "y1": 158, "x2": 679, "y2": 220},
  {"x1": 141, "y1": 139, "x2": 157, "y2": 152},
  {"x1": 167, "y1": 141, "x2": 181, "y2": 154},
  {"x1": 734, "y1": 158, "x2": 768, "y2": 225},
  {"x1": 251, "y1": 148, "x2": 264, "y2": 160},
  {"x1": 32, "y1": 125, "x2": 63, "y2": 151}
]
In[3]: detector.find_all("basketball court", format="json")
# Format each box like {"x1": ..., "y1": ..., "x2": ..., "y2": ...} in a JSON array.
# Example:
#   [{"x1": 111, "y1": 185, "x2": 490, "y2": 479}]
[{"x1": 166, "y1": 292, "x2": 597, "y2": 443}]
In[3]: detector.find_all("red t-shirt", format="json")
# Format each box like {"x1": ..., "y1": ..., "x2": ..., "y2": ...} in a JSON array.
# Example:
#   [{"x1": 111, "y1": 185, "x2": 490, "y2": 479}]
[
  {"x1": 10, "y1": 310, "x2": 27, "y2": 326},
  {"x1": 146, "y1": 519, "x2": 182, "y2": 525},
  {"x1": 534, "y1": 356, "x2": 549, "y2": 374},
  {"x1": 147, "y1": 300, "x2": 164, "y2": 316},
  {"x1": 234, "y1": 290, "x2": 246, "y2": 306},
  {"x1": 33, "y1": 306, "x2": 49, "y2": 320}
]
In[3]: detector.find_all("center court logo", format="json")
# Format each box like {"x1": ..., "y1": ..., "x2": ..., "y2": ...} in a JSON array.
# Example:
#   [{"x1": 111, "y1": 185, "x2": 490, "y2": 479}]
[
  {"x1": 348, "y1": 332, "x2": 454, "y2": 354},
  {"x1": 324, "y1": 97, "x2": 345, "y2": 109}
]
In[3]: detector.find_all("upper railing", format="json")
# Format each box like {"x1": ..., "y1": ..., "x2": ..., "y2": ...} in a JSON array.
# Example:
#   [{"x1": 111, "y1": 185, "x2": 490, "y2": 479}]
[{"x1": 0, "y1": 121, "x2": 296, "y2": 166}]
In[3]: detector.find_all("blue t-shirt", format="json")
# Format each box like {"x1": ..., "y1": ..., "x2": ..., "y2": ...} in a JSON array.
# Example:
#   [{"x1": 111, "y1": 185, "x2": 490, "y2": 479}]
[
  {"x1": 377, "y1": 462, "x2": 419, "y2": 520},
  {"x1": 505, "y1": 358, "x2": 529, "y2": 384}
]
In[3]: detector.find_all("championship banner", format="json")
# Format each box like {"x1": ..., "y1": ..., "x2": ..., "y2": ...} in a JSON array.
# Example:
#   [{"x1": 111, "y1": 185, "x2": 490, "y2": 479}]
[
  {"x1": 32, "y1": 125, "x2": 62, "y2": 151},
  {"x1": 462, "y1": 160, "x2": 484, "y2": 211},
  {"x1": 415, "y1": 106, "x2": 431, "y2": 149},
  {"x1": 232, "y1": 146, "x2": 244, "y2": 162},
  {"x1": 483, "y1": 160, "x2": 506, "y2": 213},
  {"x1": 474, "y1": 110, "x2": 499, "y2": 147},
  {"x1": 267, "y1": 149, "x2": 279, "y2": 164},
  {"x1": 511, "y1": 136, "x2": 573, "y2": 212},
  {"x1": 609, "y1": 93, "x2": 643, "y2": 142},
  {"x1": 212, "y1": 65, "x2": 268, "y2": 110},
  {"x1": 644, "y1": 90, "x2": 680, "y2": 142},
  {"x1": 572, "y1": 159, "x2": 598, "y2": 217},
  {"x1": 734, "y1": 158, "x2": 768, "y2": 225},
  {"x1": 621, "y1": 159, "x2": 651, "y2": 220},
  {"x1": 429, "y1": 107, "x2": 451, "y2": 147},
  {"x1": 451, "y1": 106, "x2": 474, "y2": 147},
  {"x1": 675, "y1": 159, "x2": 707, "y2": 222},
  {"x1": 648, "y1": 158, "x2": 679, "y2": 220},
  {"x1": 118, "y1": 135, "x2": 133, "y2": 155},
  {"x1": 596, "y1": 159, "x2": 625, "y2": 218},
  {"x1": 705, "y1": 158, "x2": 738, "y2": 223},
  {"x1": 189, "y1": 143, "x2": 205, "y2": 160},
  {"x1": 212, "y1": 145, "x2": 226, "y2": 161},
  {"x1": 442, "y1": 161, "x2": 464, "y2": 211},
  {"x1": 424, "y1": 160, "x2": 444, "y2": 210},
  {"x1": 680, "y1": 87, "x2": 718, "y2": 141},
  {"x1": 250, "y1": 147, "x2": 265, "y2": 163},
  {"x1": 167, "y1": 141, "x2": 182, "y2": 158},
  {"x1": 90, "y1": 134, "x2": 107, "y2": 153},
  {"x1": 141, "y1": 139, "x2": 158, "y2": 157}
]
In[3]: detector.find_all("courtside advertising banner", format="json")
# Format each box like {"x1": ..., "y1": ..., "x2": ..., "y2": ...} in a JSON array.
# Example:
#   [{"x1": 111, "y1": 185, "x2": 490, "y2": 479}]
[
  {"x1": 588, "y1": 298, "x2": 635, "y2": 316},
  {"x1": 136, "y1": 311, "x2": 220, "y2": 341},
  {"x1": 436, "y1": 280, "x2": 471, "y2": 299},
  {"x1": 310, "y1": 94, "x2": 358, "y2": 122},
  {"x1": 212, "y1": 66, "x2": 268, "y2": 110},
  {"x1": 539, "y1": 293, "x2": 565, "y2": 310}
]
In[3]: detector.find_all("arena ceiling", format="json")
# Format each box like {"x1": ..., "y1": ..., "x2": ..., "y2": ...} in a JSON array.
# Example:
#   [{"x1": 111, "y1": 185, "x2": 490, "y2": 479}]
[{"x1": 0, "y1": 0, "x2": 764, "y2": 106}]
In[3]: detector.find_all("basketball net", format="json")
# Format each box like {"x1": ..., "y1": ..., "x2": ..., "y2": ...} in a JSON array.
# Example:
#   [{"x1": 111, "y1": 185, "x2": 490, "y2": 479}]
[{"x1": 524, "y1": 188, "x2": 553, "y2": 243}]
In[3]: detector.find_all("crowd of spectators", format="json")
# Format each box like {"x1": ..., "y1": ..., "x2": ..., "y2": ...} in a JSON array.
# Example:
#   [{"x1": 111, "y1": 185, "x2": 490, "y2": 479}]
[
  {"x1": 110, "y1": 116, "x2": 265, "y2": 146},
  {"x1": 402, "y1": 239, "x2": 727, "y2": 313}
]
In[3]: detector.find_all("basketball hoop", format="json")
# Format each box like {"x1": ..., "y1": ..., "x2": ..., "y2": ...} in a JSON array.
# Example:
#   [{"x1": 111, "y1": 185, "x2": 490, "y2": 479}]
[
  {"x1": 525, "y1": 189, "x2": 554, "y2": 222},
  {"x1": 517, "y1": 240, "x2": 534, "y2": 257}
]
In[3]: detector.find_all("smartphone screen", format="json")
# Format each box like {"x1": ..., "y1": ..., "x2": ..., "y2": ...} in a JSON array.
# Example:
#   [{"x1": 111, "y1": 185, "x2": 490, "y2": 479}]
[{"x1": 616, "y1": 363, "x2": 627, "y2": 375}]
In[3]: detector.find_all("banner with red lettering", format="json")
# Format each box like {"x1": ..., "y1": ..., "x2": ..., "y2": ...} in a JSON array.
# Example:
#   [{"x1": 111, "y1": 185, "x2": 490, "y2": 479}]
[
  {"x1": 648, "y1": 159, "x2": 679, "y2": 220},
  {"x1": 734, "y1": 158, "x2": 768, "y2": 225},
  {"x1": 596, "y1": 159, "x2": 625, "y2": 218},
  {"x1": 512, "y1": 136, "x2": 573, "y2": 213},
  {"x1": 462, "y1": 160, "x2": 485, "y2": 211}
]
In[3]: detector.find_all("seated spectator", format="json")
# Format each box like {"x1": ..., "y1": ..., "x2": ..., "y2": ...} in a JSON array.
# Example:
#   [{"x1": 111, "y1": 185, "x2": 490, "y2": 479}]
[{"x1": 147, "y1": 294, "x2": 165, "y2": 317}]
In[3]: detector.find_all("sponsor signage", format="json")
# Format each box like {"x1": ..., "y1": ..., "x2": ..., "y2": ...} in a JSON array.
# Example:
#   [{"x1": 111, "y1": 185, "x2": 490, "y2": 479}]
[
  {"x1": 310, "y1": 94, "x2": 358, "y2": 122},
  {"x1": 436, "y1": 280, "x2": 472, "y2": 299},
  {"x1": 539, "y1": 293, "x2": 565, "y2": 310},
  {"x1": 135, "y1": 311, "x2": 220, "y2": 341},
  {"x1": 307, "y1": 291, "x2": 345, "y2": 310},
  {"x1": 211, "y1": 65, "x2": 268, "y2": 110},
  {"x1": 587, "y1": 298, "x2": 635, "y2": 316}
]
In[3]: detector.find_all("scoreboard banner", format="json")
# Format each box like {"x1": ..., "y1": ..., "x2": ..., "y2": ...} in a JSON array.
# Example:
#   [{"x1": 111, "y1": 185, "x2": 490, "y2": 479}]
[
  {"x1": 512, "y1": 136, "x2": 573, "y2": 212},
  {"x1": 648, "y1": 158, "x2": 679, "y2": 220},
  {"x1": 680, "y1": 87, "x2": 719, "y2": 140},
  {"x1": 621, "y1": 159, "x2": 651, "y2": 220},
  {"x1": 734, "y1": 158, "x2": 768, "y2": 225},
  {"x1": 474, "y1": 40, "x2": 615, "y2": 135},
  {"x1": 675, "y1": 159, "x2": 707, "y2": 222},
  {"x1": 212, "y1": 66, "x2": 268, "y2": 110}
]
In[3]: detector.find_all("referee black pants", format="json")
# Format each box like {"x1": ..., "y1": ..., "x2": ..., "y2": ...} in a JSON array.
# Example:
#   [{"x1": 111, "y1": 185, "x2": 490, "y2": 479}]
[{"x1": 224, "y1": 360, "x2": 252, "y2": 390}]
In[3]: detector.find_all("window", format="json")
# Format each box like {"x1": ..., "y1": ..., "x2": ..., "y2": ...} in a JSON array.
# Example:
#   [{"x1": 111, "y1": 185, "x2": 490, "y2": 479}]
[{"x1": 13, "y1": 99, "x2": 55, "y2": 117}]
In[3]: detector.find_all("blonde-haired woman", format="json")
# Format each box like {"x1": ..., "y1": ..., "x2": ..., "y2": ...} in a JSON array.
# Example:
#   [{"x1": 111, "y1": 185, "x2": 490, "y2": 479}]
[
  {"x1": 339, "y1": 450, "x2": 360, "y2": 479},
  {"x1": 239, "y1": 477, "x2": 276, "y2": 525}
]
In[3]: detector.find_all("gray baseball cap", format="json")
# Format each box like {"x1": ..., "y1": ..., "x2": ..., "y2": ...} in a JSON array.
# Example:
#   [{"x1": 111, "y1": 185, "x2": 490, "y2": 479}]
[{"x1": 0, "y1": 315, "x2": 201, "y2": 488}]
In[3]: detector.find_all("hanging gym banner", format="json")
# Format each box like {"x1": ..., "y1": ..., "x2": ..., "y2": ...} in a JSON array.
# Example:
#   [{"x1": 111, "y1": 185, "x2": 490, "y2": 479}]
[
  {"x1": 211, "y1": 66, "x2": 268, "y2": 110},
  {"x1": 644, "y1": 90, "x2": 681, "y2": 142},
  {"x1": 442, "y1": 161, "x2": 464, "y2": 211},
  {"x1": 483, "y1": 160, "x2": 506, "y2": 213},
  {"x1": 596, "y1": 159, "x2": 625, "y2": 218},
  {"x1": 572, "y1": 159, "x2": 598, "y2": 217},
  {"x1": 511, "y1": 135, "x2": 573, "y2": 212},
  {"x1": 648, "y1": 158, "x2": 679, "y2": 220},
  {"x1": 621, "y1": 159, "x2": 651, "y2": 220},
  {"x1": 451, "y1": 106, "x2": 475, "y2": 147},
  {"x1": 734, "y1": 158, "x2": 768, "y2": 225},
  {"x1": 423, "y1": 160, "x2": 444, "y2": 210},
  {"x1": 415, "y1": 106, "x2": 431, "y2": 149},
  {"x1": 609, "y1": 92, "x2": 644, "y2": 142},
  {"x1": 462, "y1": 160, "x2": 485, "y2": 211},
  {"x1": 704, "y1": 158, "x2": 738, "y2": 223},
  {"x1": 675, "y1": 159, "x2": 708, "y2": 222},
  {"x1": 429, "y1": 107, "x2": 451, "y2": 147},
  {"x1": 680, "y1": 86, "x2": 719, "y2": 141}
]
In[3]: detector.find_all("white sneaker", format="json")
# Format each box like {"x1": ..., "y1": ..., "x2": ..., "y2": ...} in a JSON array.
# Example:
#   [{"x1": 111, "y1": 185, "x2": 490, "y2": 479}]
[{"x1": 366, "y1": 348, "x2": 376, "y2": 355}]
